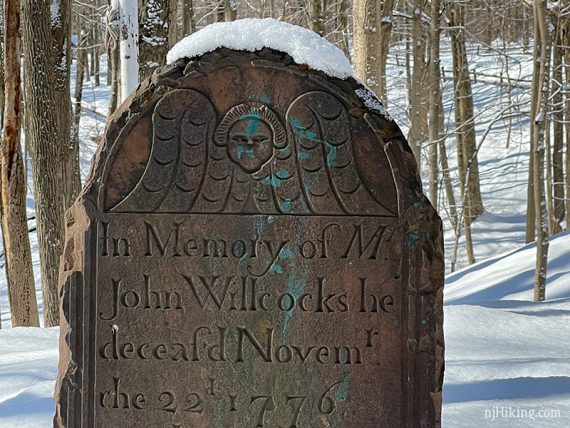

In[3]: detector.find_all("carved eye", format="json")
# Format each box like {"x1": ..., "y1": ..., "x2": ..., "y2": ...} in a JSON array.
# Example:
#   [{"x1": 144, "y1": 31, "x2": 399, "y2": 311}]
[
  {"x1": 231, "y1": 135, "x2": 249, "y2": 143},
  {"x1": 253, "y1": 135, "x2": 269, "y2": 143}
]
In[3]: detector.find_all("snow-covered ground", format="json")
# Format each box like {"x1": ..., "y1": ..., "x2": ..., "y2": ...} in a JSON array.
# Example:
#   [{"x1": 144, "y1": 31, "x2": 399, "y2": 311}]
[
  {"x1": 1, "y1": 37, "x2": 569, "y2": 427},
  {"x1": 0, "y1": 328, "x2": 59, "y2": 427},
  {"x1": 443, "y1": 232, "x2": 570, "y2": 427}
]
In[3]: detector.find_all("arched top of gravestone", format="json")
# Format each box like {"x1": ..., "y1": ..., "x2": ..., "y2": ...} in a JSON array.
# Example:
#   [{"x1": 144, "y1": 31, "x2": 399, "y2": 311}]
[{"x1": 87, "y1": 19, "x2": 422, "y2": 218}]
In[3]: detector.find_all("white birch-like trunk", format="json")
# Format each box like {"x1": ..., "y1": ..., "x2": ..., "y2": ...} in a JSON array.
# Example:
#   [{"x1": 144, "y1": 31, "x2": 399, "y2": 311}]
[{"x1": 119, "y1": 0, "x2": 138, "y2": 102}]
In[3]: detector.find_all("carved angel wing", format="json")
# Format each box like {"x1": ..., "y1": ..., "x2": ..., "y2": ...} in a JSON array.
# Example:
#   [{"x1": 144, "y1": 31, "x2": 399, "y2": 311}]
[
  {"x1": 112, "y1": 89, "x2": 213, "y2": 213},
  {"x1": 286, "y1": 91, "x2": 396, "y2": 216},
  {"x1": 192, "y1": 133, "x2": 235, "y2": 213},
  {"x1": 268, "y1": 139, "x2": 309, "y2": 214}
]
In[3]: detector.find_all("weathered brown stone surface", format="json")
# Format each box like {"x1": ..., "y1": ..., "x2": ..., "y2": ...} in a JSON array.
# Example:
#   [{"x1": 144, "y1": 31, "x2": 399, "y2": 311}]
[{"x1": 54, "y1": 48, "x2": 444, "y2": 428}]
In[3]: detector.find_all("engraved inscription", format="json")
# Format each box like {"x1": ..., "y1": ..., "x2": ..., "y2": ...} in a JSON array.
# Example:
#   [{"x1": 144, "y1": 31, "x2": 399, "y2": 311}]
[
  {"x1": 100, "y1": 221, "x2": 131, "y2": 257},
  {"x1": 97, "y1": 376, "x2": 350, "y2": 427},
  {"x1": 93, "y1": 215, "x2": 403, "y2": 426},
  {"x1": 99, "y1": 275, "x2": 183, "y2": 321},
  {"x1": 144, "y1": 221, "x2": 288, "y2": 277}
]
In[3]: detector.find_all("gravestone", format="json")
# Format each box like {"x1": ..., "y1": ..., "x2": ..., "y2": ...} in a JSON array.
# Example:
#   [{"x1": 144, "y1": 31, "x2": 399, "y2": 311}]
[{"x1": 54, "y1": 45, "x2": 444, "y2": 427}]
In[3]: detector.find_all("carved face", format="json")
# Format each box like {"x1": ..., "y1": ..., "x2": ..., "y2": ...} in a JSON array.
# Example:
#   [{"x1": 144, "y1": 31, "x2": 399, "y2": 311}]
[{"x1": 228, "y1": 117, "x2": 273, "y2": 173}]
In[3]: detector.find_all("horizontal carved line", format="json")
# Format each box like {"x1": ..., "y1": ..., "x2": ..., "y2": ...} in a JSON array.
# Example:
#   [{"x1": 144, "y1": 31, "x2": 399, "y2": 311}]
[{"x1": 102, "y1": 211, "x2": 399, "y2": 219}]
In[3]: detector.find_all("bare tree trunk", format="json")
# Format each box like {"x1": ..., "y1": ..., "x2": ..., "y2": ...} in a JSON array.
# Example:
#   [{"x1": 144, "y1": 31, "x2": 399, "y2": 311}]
[
  {"x1": 0, "y1": 2, "x2": 3, "y2": 330},
  {"x1": 2, "y1": 0, "x2": 39, "y2": 327},
  {"x1": 224, "y1": 0, "x2": 236, "y2": 21},
  {"x1": 562, "y1": 19, "x2": 570, "y2": 229},
  {"x1": 427, "y1": 0, "x2": 442, "y2": 207},
  {"x1": 105, "y1": 0, "x2": 114, "y2": 86},
  {"x1": 353, "y1": 0, "x2": 381, "y2": 95},
  {"x1": 353, "y1": 0, "x2": 393, "y2": 104},
  {"x1": 434, "y1": 38, "x2": 458, "y2": 236},
  {"x1": 546, "y1": 116, "x2": 553, "y2": 233},
  {"x1": 93, "y1": 7, "x2": 100, "y2": 87},
  {"x1": 408, "y1": 0, "x2": 428, "y2": 173},
  {"x1": 89, "y1": 36, "x2": 95, "y2": 78},
  {"x1": 502, "y1": 36, "x2": 514, "y2": 148},
  {"x1": 526, "y1": 143, "x2": 536, "y2": 242},
  {"x1": 85, "y1": 29, "x2": 92, "y2": 82},
  {"x1": 532, "y1": 0, "x2": 551, "y2": 302},
  {"x1": 281, "y1": 0, "x2": 290, "y2": 21},
  {"x1": 452, "y1": 43, "x2": 464, "y2": 196},
  {"x1": 109, "y1": 42, "x2": 120, "y2": 115},
  {"x1": 307, "y1": 0, "x2": 326, "y2": 36},
  {"x1": 336, "y1": 0, "x2": 350, "y2": 56},
  {"x1": 447, "y1": 1, "x2": 483, "y2": 265},
  {"x1": 72, "y1": 30, "x2": 87, "y2": 162},
  {"x1": 107, "y1": 45, "x2": 112, "y2": 86},
  {"x1": 439, "y1": 139, "x2": 459, "y2": 234},
  {"x1": 182, "y1": 0, "x2": 195, "y2": 36},
  {"x1": 169, "y1": 0, "x2": 179, "y2": 47},
  {"x1": 448, "y1": 2, "x2": 483, "y2": 220},
  {"x1": 138, "y1": 0, "x2": 175, "y2": 81},
  {"x1": 526, "y1": 2, "x2": 542, "y2": 244},
  {"x1": 22, "y1": 0, "x2": 76, "y2": 327},
  {"x1": 377, "y1": 0, "x2": 394, "y2": 105},
  {"x1": 405, "y1": 35, "x2": 411, "y2": 102},
  {"x1": 482, "y1": 2, "x2": 494, "y2": 46},
  {"x1": 523, "y1": 5, "x2": 531, "y2": 52},
  {"x1": 464, "y1": 213, "x2": 476, "y2": 265},
  {"x1": 0, "y1": 2, "x2": 4, "y2": 129},
  {"x1": 105, "y1": 0, "x2": 120, "y2": 111},
  {"x1": 52, "y1": 0, "x2": 79, "y2": 209},
  {"x1": 551, "y1": 24, "x2": 564, "y2": 234},
  {"x1": 215, "y1": 0, "x2": 224, "y2": 22}
]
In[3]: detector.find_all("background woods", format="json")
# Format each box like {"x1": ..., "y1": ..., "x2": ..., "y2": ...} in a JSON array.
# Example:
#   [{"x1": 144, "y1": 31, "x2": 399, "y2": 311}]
[{"x1": 1, "y1": 0, "x2": 569, "y2": 328}]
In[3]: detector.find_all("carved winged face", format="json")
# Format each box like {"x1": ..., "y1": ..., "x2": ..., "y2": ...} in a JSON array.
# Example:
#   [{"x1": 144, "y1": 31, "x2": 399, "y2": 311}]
[{"x1": 228, "y1": 116, "x2": 274, "y2": 173}]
